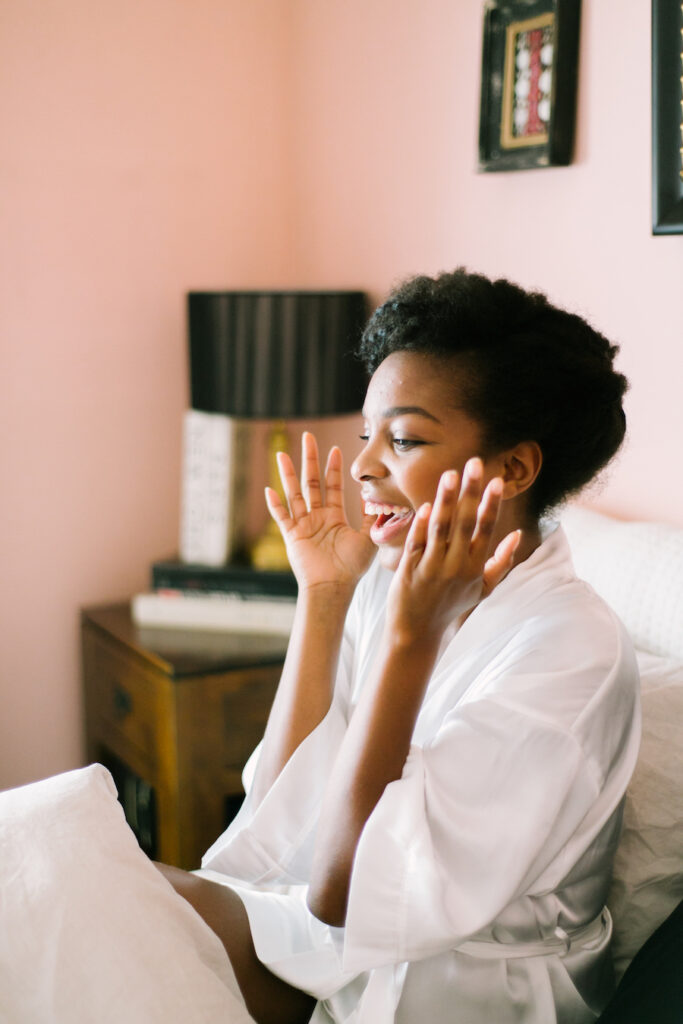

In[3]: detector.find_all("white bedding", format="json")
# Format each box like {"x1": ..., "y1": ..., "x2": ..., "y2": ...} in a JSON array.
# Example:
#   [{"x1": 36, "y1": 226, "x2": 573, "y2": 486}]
[
  {"x1": 0, "y1": 763, "x2": 253, "y2": 1024},
  {"x1": 607, "y1": 650, "x2": 683, "y2": 979}
]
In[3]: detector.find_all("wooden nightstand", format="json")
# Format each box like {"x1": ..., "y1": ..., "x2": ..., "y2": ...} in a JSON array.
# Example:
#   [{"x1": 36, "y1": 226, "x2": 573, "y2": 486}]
[{"x1": 81, "y1": 603, "x2": 287, "y2": 869}]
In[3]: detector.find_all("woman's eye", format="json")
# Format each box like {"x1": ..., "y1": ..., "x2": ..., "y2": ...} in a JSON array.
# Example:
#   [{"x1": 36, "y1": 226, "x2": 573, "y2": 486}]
[
  {"x1": 392, "y1": 438, "x2": 422, "y2": 450},
  {"x1": 358, "y1": 434, "x2": 424, "y2": 450}
]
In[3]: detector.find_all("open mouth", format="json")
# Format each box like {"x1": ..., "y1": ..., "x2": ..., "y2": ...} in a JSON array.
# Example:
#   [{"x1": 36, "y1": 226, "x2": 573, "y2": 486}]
[{"x1": 365, "y1": 502, "x2": 414, "y2": 543}]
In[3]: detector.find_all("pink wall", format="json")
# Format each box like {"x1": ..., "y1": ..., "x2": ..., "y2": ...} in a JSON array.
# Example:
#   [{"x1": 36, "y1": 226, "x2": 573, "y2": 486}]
[
  {"x1": 0, "y1": 0, "x2": 295, "y2": 789},
  {"x1": 290, "y1": 0, "x2": 683, "y2": 527},
  {"x1": 2, "y1": 0, "x2": 681, "y2": 790}
]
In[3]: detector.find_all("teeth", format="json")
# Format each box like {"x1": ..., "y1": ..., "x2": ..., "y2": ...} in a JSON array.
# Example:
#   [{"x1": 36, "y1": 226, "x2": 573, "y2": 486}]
[{"x1": 365, "y1": 502, "x2": 410, "y2": 517}]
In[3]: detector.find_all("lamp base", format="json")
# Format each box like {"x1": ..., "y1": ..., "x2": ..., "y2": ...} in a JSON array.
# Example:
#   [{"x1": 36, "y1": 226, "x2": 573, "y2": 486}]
[
  {"x1": 250, "y1": 519, "x2": 291, "y2": 571},
  {"x1": 249, "y1": 420, "x2": 292, "y2": 572}
]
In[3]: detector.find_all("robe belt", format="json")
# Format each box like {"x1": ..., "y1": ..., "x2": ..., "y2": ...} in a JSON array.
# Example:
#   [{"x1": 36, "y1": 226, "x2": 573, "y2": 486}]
[{"x1": 456, "y1": 906, "x2": 612, "y2": 960}]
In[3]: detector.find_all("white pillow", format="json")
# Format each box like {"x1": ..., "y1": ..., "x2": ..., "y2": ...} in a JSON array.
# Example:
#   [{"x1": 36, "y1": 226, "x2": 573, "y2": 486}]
[
  {"x1": 561, "y1": 505, "x2": 683, "y2": 660},
  {"x1": 0, "y1": 764, "x2": 254, "y2": 1023},
  {"x1": 607, "y1": 651, "x2": 683, "y2": 980}
]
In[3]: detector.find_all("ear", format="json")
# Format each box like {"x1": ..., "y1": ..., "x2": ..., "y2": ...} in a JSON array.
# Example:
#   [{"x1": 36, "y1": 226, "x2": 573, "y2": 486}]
[{"x1": 499, "y1": 441, "x2": 543, "y2": 499}]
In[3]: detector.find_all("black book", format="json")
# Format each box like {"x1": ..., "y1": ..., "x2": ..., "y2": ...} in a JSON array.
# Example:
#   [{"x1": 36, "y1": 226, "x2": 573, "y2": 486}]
[{"x1": 151, "y1": 558, "x2": 298, "y2": 600}]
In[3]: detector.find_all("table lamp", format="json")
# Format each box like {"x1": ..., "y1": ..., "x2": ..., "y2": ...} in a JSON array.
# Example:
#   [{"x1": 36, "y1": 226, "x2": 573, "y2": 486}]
[{"x1": 187, "y1": 290, "x2": 368, "y2": 570}]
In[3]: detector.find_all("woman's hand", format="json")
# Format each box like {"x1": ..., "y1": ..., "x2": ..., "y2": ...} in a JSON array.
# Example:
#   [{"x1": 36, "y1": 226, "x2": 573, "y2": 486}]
[
  {"x1": 252, "y1": 433, "x2": 374, "y2": 803},
  {"x1": 265, "y1": 431, "x2": 376, "y2": 593},
  {"x1": 386, "y1": 458, "x2": 521, "y2": 646}
]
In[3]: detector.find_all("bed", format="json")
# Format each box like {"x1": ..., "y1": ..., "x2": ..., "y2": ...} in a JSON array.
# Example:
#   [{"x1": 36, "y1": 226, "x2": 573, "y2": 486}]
[{"x1": 1, "y1": 506, "x2": 681, "y2": 1022}]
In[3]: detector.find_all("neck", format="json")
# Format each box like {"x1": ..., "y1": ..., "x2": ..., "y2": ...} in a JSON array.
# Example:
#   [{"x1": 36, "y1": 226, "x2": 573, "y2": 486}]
[
  {"x1": 512, "y1": 521, "x2": 543, "y2": 568},
  {"x1": 494, "y1": 504, "x2": 543, "y2": 572}
]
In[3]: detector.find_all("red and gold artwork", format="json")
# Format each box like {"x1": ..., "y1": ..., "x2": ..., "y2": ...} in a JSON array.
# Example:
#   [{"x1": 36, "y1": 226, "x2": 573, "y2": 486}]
[{"x1": 501, "y1": 14, "x2": 555, "y2": 150}]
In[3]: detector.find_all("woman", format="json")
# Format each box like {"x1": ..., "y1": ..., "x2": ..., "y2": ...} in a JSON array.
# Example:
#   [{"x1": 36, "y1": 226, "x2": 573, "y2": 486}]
[{"x1": 161, "y1": 269, "x2": 640, "y2": 1024}]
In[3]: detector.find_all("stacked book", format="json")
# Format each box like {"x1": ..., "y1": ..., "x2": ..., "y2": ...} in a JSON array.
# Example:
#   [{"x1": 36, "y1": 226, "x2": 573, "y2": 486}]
[{"x1": 131, "y1": 559, "x2": 297, "y2": 636}]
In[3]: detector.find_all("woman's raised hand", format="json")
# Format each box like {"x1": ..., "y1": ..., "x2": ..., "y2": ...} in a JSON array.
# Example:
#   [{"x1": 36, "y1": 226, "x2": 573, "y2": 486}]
[
  {"x1": 387, "y1": 458, "x2": 521, "y2": 645},
  {"x1": 265, "y1": 432, "x2": 376, "y2": 593}
]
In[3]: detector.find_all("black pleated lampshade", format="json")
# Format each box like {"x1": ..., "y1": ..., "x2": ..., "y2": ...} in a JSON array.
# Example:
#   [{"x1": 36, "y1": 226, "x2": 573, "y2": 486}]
[{"x1": 188, "y1": 290, "x2": 369, "y2": 418}]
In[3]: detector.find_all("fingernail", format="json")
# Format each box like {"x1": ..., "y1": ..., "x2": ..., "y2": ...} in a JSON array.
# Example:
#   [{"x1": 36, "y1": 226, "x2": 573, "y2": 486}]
[
  {"x1": 489, "y1": 477, "x2": 504, "y2": 496},
  {"x1": 466, "y1": 458, "x2": 482, "y2": 479},
  {"x1": 418, "y1": 502, "x2": 432, "y2": 518},
  {"x1": 443, "y1": 470, "x2": 458, "y2": 489}
]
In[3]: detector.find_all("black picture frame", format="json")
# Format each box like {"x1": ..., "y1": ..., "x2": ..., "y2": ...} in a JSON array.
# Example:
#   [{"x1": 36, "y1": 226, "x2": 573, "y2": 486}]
[
  {"x1": 652, "y1": 0, "x2": 683, "y2": 234},
  {"x1": 478, "y1": 0, "x2": 581, "y2": 172}
]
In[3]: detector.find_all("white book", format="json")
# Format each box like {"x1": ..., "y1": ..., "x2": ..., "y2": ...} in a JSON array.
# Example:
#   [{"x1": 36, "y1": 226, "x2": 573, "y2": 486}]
[
  {"x1": 131, "y1": 591, "x2": 295, "y2": 635},
  {"x1": 178, "y1": 410, "x2": 249, "y2": 566}
]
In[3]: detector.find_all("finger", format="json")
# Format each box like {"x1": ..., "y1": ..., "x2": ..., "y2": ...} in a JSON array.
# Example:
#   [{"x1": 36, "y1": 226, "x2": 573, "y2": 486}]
[
  {"x1": 301, "y1": 432, "x2": 323, "y2": 510},
  {"x1": 469, "y1": 476, "x2": 505, "y2": 564},
  {"x1": 324, "y1": 445, "x2": 345, "y2": 510},
  {"x1": 419, "y1": 470, "x2": 459, "y2": 571},
  {"x1": 446, "y1": 458, "x2": 484, "y2": 564},
  {"x1": 483, "y1": 529, "x2": 522, "y2": 592},
  {"x1": 398, "y1": 502, "x2": 431, "y2": 576},
  {"x1": 276, "y1": 451, "x2": 308, "y2": 521},
  {"x1": 264, "y1": 486, "x2": 293, "y2": 534}
]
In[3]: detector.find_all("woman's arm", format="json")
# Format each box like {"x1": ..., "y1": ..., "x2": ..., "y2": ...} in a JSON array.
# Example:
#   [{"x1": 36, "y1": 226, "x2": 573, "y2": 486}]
[
  {"x1": 250, "y1": 582, "x2": 353, "y2": 806},
  {"x1": 306, "y1": 626, "x2": 440, "y2": 926},
  {"x1": 250, "y1": 433, "x2": 375, "y2": 806},
  {"x1": 307, "y1": 461, "x2": 521, "y2": 926}
]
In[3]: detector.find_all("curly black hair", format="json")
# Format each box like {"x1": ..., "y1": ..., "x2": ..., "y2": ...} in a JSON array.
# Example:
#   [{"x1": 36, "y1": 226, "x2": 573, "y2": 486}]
[{"x1": 358, "y1": 269, "x2": 628, "y2": 517}]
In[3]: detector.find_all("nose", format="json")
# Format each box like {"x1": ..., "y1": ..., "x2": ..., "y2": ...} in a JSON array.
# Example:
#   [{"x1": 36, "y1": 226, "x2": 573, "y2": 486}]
[{"x1": 350, "y1": 435, "x2": 388, "y2": 483}]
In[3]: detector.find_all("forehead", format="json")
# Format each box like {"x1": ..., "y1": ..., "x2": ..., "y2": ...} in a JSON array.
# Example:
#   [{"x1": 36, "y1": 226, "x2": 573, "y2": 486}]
[{"x1": 363, "y1": 350, "x2": 462, "y2": 415}]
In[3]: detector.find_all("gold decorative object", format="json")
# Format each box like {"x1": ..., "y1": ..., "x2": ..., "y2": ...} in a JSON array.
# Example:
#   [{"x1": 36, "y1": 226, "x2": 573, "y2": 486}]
[{"x1": 250, "y1": 422, "x2": 292, "y2": 571}]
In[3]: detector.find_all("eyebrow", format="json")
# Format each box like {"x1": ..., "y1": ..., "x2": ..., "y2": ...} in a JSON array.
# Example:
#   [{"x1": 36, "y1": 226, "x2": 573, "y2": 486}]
[{"x1": 363, "y1": 405, "x2": 442, "y2": 424}]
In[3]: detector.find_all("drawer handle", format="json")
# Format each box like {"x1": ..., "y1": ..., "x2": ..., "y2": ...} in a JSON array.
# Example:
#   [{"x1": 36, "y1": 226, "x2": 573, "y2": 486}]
[{"x1": 113, "y1": 685, "x2": 133, "y2": 719}]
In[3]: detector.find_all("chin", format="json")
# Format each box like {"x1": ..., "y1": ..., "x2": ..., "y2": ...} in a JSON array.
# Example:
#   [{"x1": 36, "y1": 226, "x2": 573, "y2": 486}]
[{"x1": 377, "y1": 544, "x2": 403, "y2": 572}]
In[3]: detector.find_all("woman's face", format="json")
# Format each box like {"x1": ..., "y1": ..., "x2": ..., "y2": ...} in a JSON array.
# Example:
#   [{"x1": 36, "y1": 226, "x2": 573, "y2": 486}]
[{"x1": 351, "y1": 350, "x2": 499, "y2": 571}]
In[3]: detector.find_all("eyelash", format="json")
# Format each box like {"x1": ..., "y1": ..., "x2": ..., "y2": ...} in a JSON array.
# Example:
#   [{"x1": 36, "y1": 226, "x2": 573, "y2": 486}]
[{"x1": 358, "y1": 435, "x2": 424, "y2": 451}]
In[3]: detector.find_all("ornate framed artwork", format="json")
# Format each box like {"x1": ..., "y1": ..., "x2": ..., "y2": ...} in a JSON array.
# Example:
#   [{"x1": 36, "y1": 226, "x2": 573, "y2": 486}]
[
  {"x1": 478, "y1": 0, "x2": 581, "y2": 172},
  {"x1": 652, "y1": 0, "x2": 683, "y2": 233}
]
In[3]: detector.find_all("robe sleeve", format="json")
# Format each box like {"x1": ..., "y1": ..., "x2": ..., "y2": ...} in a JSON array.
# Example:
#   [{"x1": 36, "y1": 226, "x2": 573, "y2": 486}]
[
  {"x1": 342, "y1": 694, "x2": 604, "y2": 972},
  {"x1": 201, "y1": 612, "x2": 358, "y2": 885}
]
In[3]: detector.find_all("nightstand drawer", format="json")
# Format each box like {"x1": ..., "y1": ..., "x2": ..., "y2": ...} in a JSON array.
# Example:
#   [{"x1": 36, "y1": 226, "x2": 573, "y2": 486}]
[
  {"x1": 83, "y1": 629, "x2": 160, "y2": 776},
  {"x1": 82, "y1": 603, "x2": 287, "y2": 868}
]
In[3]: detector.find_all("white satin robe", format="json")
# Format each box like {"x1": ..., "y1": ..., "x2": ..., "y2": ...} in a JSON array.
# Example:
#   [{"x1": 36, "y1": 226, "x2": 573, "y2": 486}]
[{"x1": 201, "y1": 524, "x2": 641, "y2": 1023}]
